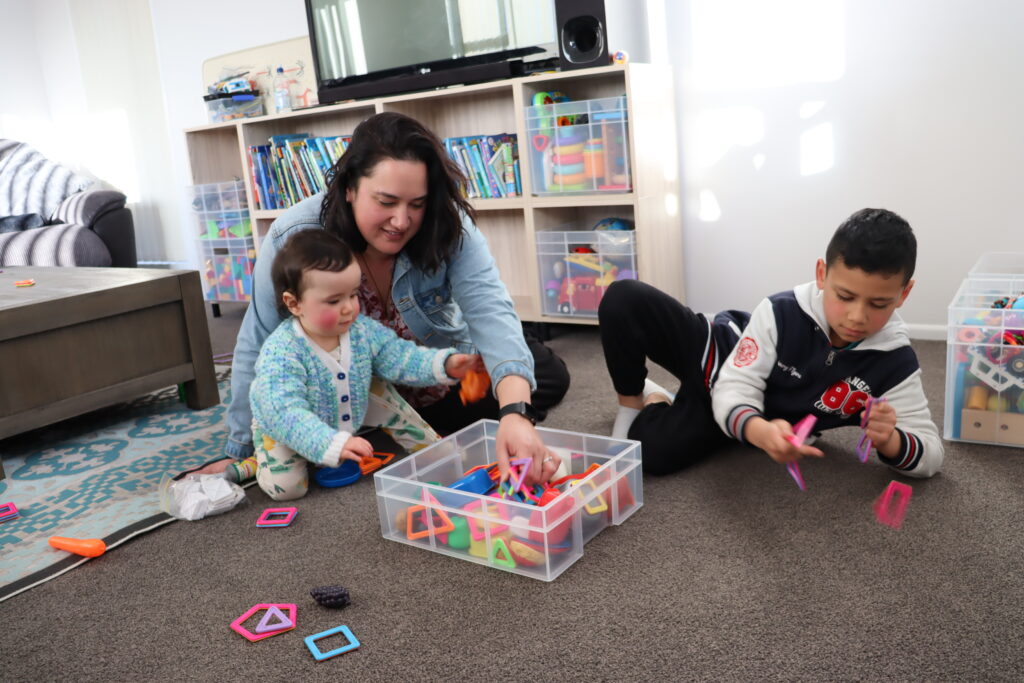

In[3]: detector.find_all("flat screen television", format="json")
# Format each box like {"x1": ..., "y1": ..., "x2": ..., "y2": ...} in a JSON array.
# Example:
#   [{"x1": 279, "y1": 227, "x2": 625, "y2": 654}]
[{"x1": 305, "y1": 0, "x2": 559, "y2": 105}]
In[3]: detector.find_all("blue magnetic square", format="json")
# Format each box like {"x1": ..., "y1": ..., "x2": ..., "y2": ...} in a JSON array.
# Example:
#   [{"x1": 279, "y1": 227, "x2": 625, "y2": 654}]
[{"x1": 305, "y1": 624, "x2": 360, "y2": 661}]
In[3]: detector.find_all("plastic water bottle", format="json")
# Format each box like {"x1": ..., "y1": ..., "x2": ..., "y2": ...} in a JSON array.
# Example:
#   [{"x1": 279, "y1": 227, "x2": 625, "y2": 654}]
[{"x1": 273, "y1": 66, "x2": 291, "y2": 113}]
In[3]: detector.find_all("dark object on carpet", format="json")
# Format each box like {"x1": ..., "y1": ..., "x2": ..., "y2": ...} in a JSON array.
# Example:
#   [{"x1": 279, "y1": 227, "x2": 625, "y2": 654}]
[{"x1": 310, "y1": 585, "x2": 351, "y2": 609}]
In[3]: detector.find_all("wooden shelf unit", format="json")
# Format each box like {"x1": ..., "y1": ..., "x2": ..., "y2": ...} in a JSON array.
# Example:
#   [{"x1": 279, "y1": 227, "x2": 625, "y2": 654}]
[{"x1": 183, "y1": 63, "x2": 683, "y2": 324}]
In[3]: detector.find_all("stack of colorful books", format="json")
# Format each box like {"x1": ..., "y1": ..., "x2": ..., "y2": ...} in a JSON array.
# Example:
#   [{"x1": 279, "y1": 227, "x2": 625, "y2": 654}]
[
  {"x1": 443, "y1": 134, "x2": 521, "y2": 199},
  {"x1": 247, "y1": 134, "x2": 352, "y2": 210}
]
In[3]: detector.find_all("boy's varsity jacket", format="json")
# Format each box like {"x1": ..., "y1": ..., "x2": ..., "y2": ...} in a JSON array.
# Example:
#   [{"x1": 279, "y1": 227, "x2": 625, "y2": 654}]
[
  {"x1": 711, "y1": 281, "x2": 943, "y2": 478},
  {"x1": 251, "y1": 316, "x2": 456, "y2": 467}
]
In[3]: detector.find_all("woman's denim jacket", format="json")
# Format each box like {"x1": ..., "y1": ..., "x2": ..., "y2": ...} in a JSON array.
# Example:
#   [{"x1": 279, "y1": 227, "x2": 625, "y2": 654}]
[{"x1": 225, "y1": 193, "x2": 535, "y2": 458}]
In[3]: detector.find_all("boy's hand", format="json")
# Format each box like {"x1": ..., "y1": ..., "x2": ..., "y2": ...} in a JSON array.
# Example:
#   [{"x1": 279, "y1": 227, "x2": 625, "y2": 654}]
[
  {"x1": 444, "y1": 353, "x2": 481, "y2": 380},
  {"x1": 341, "y1": 435, "x2": 374, "y2": 462},
  {"x1": 862, "y1": 401, "x2": 900, "y2": 456},
  {"x1": 745, "y1": 417, "x2": 825, "y2": 464}
]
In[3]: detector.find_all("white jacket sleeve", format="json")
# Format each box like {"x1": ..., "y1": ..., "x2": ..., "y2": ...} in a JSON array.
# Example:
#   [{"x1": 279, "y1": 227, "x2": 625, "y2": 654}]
[
  {"x1": 712, "y1": 297, "x2": 779, "y2": 442},
  {"x1": 877, "y1": 370, "x2": 944, "y2": 478}
]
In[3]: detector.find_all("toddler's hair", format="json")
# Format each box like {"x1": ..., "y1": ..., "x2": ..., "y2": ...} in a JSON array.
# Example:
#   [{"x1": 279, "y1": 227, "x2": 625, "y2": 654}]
[
  {"x1": 272, "y1": 229, "x2": 355, "y2": 317},
  {"x1": 826, "y1": 208, "x2": 916, "y2": 284}
]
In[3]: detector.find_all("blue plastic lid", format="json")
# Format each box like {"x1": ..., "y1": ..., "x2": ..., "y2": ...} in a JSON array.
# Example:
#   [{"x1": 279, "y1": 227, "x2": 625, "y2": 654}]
[{"x1": 314, "y1": 459, "x2": 362, "y2": 488}]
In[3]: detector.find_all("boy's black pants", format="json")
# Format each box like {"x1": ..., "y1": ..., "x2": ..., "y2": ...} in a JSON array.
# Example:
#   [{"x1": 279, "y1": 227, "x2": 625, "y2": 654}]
[{"x1": 599, "y1": 279, "x2": 732, "y2": 475}]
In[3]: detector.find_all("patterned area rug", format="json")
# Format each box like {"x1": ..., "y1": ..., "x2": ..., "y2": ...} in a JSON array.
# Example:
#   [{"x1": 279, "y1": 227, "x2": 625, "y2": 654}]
[{"x1": 0, "y1": 369, "x2": 233, "y2": 603}]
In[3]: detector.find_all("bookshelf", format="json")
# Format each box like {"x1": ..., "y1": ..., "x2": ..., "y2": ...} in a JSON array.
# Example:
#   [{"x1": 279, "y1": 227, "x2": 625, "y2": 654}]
[{"x1": 183, "y1": 63, "x2": 683, "y2": 324}]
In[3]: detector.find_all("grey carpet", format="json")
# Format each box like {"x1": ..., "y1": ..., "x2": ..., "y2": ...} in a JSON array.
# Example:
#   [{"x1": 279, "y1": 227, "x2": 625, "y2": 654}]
[{"x1": 1, "y1": 309, "x2": 1022, "y2": 681}]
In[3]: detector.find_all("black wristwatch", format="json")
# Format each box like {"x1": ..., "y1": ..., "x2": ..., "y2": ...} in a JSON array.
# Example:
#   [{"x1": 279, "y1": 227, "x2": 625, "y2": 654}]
[{"x1": 498, "y1": 401, "x2": 539, "y2": 425}]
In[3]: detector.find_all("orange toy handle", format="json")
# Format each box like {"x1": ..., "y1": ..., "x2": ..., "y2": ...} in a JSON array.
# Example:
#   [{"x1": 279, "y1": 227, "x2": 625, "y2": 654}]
[{"x1": 48, "y1": 536, "x2": 107, "y2": 557}]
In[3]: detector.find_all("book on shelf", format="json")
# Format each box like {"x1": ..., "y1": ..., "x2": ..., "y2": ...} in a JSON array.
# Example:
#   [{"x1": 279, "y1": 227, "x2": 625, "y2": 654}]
[
  {"x1": 247, "y1": 133, "x2": 352, "y2": 210},
  {"x1": 443, "y1": 133, "x2": 521, "y2": 199}
]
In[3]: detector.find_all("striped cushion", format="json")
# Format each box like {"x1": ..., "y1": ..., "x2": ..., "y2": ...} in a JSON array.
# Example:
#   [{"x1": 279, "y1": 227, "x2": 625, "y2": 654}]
[
  {"x1": 50, "y1": 189, "x2": 126, "y2": 225},
  {"x1": 0, "y1": 223, "x2": 112, "y2": 267},
  {"x1": 0, "y1": 139, "x2": 94, "y2": 218}
]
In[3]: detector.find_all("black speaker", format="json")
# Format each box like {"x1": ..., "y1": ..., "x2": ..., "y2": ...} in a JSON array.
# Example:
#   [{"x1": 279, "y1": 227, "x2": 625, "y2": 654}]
[{"x1": 555, "y1": 0, "x2": 608, "y2": 71}]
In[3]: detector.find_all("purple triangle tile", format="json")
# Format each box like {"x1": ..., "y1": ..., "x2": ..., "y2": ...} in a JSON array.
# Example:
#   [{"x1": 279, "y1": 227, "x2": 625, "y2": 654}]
[{"x1": 255, "y1": 605, "x2": 294, "y2": 633}]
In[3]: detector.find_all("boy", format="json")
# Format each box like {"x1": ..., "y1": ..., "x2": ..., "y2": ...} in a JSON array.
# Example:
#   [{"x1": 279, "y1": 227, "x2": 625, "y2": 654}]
[{"x1": 600, "y1": 208, "x2": 942, "y2": 478}]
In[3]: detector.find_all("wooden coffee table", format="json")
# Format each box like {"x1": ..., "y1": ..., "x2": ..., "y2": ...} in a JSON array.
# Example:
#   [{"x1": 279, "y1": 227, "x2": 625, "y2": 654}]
[{"x1": 0, "y1": 267, "x2": 220, "y2": 479}]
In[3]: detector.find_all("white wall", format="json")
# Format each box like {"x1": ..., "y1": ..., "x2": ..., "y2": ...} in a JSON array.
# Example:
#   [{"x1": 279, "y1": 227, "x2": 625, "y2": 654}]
[
  {"x1": 148, "y1": 0, "x2": 310, "y2": 265},
  {"x1": 663, "y1": 0, "x2": 1024, "y2": 337}
]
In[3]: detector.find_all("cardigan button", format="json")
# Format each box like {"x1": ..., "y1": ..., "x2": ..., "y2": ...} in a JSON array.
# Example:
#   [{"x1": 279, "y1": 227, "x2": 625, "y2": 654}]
[
  {"x1": 341, "y1": 395, "x2": 349, "y2": 402},
  {"x1": 342, "y1": 414, "x2": 351, "y2": 421},
  {"x1": 337, "y1": 372, "x2": 346, "y2": 380}
]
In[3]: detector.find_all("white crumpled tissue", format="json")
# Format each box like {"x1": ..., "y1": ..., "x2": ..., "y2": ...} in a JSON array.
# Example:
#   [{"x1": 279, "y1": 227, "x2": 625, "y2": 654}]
[{"x1": 160, "y1": 473, "x2": 247, "y2": 521}]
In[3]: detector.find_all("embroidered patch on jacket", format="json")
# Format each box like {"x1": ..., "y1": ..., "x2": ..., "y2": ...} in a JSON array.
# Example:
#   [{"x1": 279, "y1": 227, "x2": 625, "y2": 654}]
[{"x1": 734, "y1": 337, "x2": 759, "y2": 367}]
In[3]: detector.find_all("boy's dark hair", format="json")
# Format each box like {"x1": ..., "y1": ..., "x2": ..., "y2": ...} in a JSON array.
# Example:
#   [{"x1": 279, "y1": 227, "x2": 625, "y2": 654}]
[
  {"x1": 825, "y1": 208, "x2": 916, "y2": 284},
  {"x1": 320, "y1": 112, "x2": 475, "y2": 274},
  {"x1": 272, "y1": 229, "x2": 354, "y2": 317}
]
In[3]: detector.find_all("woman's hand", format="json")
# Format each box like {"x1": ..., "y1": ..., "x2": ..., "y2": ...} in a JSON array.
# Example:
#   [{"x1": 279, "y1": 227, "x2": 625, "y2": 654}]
[{"x1": 495, "y1": 413, "x2": 561, "y2": 485}]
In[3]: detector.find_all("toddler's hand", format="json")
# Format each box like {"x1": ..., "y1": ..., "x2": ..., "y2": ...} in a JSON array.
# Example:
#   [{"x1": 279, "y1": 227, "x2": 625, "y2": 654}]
[
  {"x1": 862, "y1": 400, "x2": 898, "y2": 452},
  {"x1": 341, "y1": 435, "x2": 373, "y2": 462},
  {"x1": 747, "y1": 417, "x2": 825, "y2": 464},
  {"x1": 444, "y1": 353, "x2": 481, "y2": 380}
]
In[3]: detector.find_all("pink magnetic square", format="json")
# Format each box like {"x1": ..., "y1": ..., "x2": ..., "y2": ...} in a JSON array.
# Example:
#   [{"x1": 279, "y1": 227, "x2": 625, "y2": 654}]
[
  {"x1": 256, "y1": 507, "x2": 297, "y2": 527},
  {"x1": 874, "y1": 481, "x2": 912, "y2": 529},
  {"x1": 230, "y1": 603, "x2": 297, "y2": 642}
]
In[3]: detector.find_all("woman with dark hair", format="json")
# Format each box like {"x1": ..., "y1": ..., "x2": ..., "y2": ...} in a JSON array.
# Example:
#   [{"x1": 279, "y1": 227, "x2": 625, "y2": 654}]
[{"x1": 221, "y1": 112, "x2": 570, "y2": 482}]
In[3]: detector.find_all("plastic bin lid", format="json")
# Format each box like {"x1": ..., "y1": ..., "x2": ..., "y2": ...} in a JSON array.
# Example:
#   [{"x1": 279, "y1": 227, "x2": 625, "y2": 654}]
[{"x1": 969, "y1": 252, "x2": 1024, "y2": 277}]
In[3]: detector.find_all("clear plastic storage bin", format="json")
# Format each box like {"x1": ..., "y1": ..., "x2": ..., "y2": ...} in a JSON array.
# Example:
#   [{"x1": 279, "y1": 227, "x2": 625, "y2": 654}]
[
  {"x1": 373, "y1": 419, "x2": 643, "y2": 581},
  {"x1": 190, "y1": 181, "x2": 255, "y2": 302},
  {"x1": 536, "y1": 229, "x2": 637, "y2": 318},
  {"x1": 525, "y1": 96, "x2": 631, "y2": 195},
  {"x1": 204, "y1": 91, "x2": 264, "y2": 123},
  {"x1": 198, "y1": 237, "x2": 256, "y2": 302},
  {"x1": 944, "y1": 253, "x2": 1024, "y2": 447}
]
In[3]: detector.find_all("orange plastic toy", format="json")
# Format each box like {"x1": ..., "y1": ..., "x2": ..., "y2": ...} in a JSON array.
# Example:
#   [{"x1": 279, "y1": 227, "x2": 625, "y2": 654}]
[
  {"x1": 459, "y1": 368, "x2": 490, "y2": 405},
  {"x1": 48, "y1": 536, "x2": 107, "y2": 557}
]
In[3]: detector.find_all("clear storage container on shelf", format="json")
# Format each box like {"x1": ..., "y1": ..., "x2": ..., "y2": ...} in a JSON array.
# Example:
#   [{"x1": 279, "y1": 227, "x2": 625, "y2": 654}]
[
  {"x1": 197, "y1": 238, "x2": 256, "y2": 302},
  {"x1": 373, "y1": 419, "x2": 643, "y2": 581},
  {"x1": 525, "y1": 96, "x2": 631, "y2": 195},
  {"x1": 536, "y1": 228, "x2": 636, "y2": 318},
  {"x1": 189, "y1": 181, "x2": 255, "y2": 302},
  {"x1": 203, "y1": 91, "x2": 264, "y2": 123},
  {"x1": 944, "y1": 253, "x2": 1024, "y2": 448}
]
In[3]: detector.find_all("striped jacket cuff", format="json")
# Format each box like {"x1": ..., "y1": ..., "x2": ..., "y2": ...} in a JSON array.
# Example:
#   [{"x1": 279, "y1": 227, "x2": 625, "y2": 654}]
[
  {"x1": 726, "y1": 405, "x2": 763, "y2": 443},
  {"x1": 879, "y1": 428, "x2": 923, "y2": 471}
]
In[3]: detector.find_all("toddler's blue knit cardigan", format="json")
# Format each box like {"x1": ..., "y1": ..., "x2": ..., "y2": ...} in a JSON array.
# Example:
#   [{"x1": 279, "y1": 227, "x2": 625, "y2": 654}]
[{"x1": 251, "y1": 316, "x2": 456, "y2": 466}]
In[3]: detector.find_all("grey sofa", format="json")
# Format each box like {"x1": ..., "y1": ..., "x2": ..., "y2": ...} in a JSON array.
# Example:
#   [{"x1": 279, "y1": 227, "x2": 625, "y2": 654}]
[{"x1": 0, "y1": 189, "x2": 137, "y2": 267}]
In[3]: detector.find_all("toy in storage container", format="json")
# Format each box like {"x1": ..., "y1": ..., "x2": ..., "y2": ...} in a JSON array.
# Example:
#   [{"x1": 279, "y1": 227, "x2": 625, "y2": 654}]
[
  {"x1": 525, "y1": 95, "x2": 631, "y2": 195},
  {"x1": 536, "y1": 225, "x2": 637, "y2": 318},
  {"x1": 189, "y1": 181, "x2": 256, "y2": 303},
  {"x1": 373, "y1": 419, "x2": 643, "y2": 581},
  {"x1": 944, "y1": 252, "x2": 1024, "y2": 447}
]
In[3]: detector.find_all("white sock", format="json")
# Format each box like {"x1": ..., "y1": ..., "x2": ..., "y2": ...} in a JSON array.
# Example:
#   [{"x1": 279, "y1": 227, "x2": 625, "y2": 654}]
[
  {"x1": 611, "y1": 406, "x2": 641, "y2": 439},
  {"x1": 643, "y1": 378, "x2": 676, "y2": 403}
]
